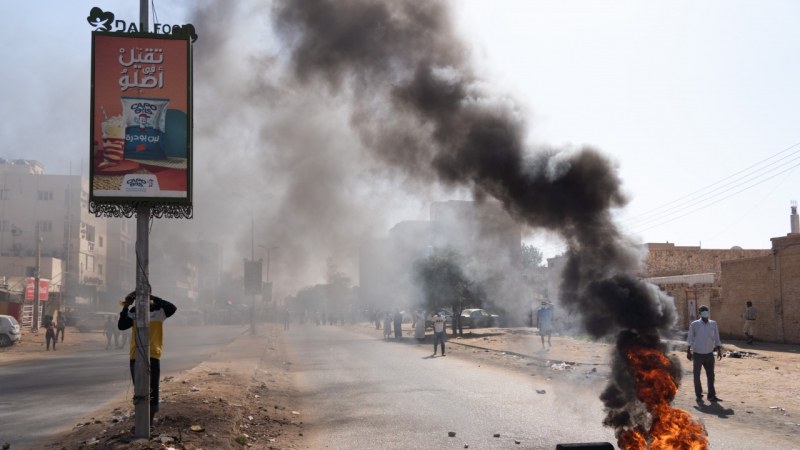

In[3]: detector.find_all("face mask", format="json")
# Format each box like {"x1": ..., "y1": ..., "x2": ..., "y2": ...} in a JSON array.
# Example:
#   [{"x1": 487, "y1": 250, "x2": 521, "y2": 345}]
[{"x1": 700, "y1": 311, "x2": 710, "y2": 319}]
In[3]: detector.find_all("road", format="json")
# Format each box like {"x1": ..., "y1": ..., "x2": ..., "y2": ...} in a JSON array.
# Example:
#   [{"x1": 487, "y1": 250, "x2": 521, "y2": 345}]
[
  {"x1": 0, "y1": 324, "x2": 246, "y2": 449},
  {"x1": 285, "y1": 326, "x2": 800, "y2": 450},
  {"x1": 287, "y1": 326, "x2": 616, "y2": 449}
]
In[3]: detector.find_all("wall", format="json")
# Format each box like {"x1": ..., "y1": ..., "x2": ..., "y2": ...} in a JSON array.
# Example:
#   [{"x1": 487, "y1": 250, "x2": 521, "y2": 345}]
[{"x1": 643, "y1": 243, "x2": 770, "y2": 282}]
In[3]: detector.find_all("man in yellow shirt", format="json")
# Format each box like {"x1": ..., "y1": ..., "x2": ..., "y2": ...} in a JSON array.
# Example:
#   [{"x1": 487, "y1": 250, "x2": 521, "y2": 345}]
[{"x1": 118, "y1": 291, "x2": 177, "y2": 429}]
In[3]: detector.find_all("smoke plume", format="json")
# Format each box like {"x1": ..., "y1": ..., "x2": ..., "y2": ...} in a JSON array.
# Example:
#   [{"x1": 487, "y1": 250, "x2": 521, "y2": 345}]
[{"x1": 266, "y1": 0, "x2": 680, "y2": 442}]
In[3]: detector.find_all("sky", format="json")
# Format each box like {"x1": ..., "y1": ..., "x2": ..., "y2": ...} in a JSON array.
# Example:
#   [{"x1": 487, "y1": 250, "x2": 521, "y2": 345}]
[{"x1": 2, "y1": 1, "x2": 800, "y2": 282}]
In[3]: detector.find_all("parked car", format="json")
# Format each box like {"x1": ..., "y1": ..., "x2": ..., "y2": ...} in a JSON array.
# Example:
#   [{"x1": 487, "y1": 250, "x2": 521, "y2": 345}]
[
  {"x1": 0, "y1": 314, "x2": 21, "y2": 346},
  {"x1": 460, "y1": 308, "x2": 500, "y2": 328},
  {"x1": 425, "y1": 309, "x2": 454, "y2": 329},
  {"x1": 75, "y1": 312, "x2": 119, "y2": 333}
]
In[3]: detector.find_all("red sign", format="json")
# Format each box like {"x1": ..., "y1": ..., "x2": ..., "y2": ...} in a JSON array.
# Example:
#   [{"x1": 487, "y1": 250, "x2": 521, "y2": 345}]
[{"x1": 25, "y1": 278, "x2": 50, "y2": 302}]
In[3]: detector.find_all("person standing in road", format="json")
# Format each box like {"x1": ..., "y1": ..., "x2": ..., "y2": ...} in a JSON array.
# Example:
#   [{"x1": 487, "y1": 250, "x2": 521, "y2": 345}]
[
  {"x1": 686, "y1": 304, "x2": 723, "y2": 402},
  {"x1": 56, "y1": 317, "x2": 66, "y2": 342},
  {"x1": 383, "y1": 312, "x2": 392, "y2": 340},
  {"x1": 118, "y1": 290, "x2": 177, "y2": 431},
  {"x1": 536, "y1": 301, "x2": 553, "y2": 350},
  {"x1": 393, "y1": 310, "x2": 403, "y2": 339},
  {"x1": 432, "y1": 311, "x2": 446, "y2": 356},
  {"x1": 104, "y1": 316, "x2": 117, "y2": 350},
  {"x1": 45, "y1": 321, "x2": 57, "y2": 351},
  {"x1": 741, "y1": 301, "x2": 758, "y2": 344},
  {"x1": 414, "y1": 310, "x2": 426, "y2": 340}
]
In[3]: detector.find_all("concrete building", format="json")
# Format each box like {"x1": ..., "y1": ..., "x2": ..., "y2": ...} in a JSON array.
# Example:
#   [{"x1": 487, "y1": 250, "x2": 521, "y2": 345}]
[
  {"x1": 359, "y1": 200, "x2": 522, "y2": 313},
  {"x1": 0, "y1": 159, "x2": 111, "y2": 313}
]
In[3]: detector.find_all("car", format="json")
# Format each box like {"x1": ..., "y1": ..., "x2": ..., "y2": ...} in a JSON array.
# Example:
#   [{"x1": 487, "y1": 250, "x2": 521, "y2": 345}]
[
  {"x1": 460, "y1": 308, "x2": 500, "y2": 328},
  {"x1": 0, "y1": 314, "x2": 22, "y2": 346},
  {"x1": 425, "y1": 309, "x2": 454, "y2": 329},
  {"x1": 75, "y1": 312, "x2": 119, "y2": 333}
]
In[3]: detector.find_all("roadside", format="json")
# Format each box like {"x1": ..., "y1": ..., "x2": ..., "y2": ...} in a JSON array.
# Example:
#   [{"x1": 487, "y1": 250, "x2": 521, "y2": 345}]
[
  {"x1": 3, "y1": 324, "x2": 306, "y2": 450},
  {"x1": 5, "y1": 321, "x2": 800, "y2": 449}
]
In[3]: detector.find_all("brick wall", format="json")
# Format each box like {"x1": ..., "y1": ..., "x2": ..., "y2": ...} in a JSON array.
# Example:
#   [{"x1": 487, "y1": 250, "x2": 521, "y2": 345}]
[{"x1": 643, "y1": 243, "x2": 770, "y2": 282}]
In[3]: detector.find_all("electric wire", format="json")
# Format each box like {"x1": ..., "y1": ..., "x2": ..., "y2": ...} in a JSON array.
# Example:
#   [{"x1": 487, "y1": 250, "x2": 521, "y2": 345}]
[{"x1": 620, "y1": 141, "x2": 800, "y2": 235}]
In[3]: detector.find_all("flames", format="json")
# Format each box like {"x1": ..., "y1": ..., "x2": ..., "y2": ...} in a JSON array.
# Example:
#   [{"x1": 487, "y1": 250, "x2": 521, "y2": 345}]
[{"x1": 618, "y1": 345, "x2": 709, "y2": 450}]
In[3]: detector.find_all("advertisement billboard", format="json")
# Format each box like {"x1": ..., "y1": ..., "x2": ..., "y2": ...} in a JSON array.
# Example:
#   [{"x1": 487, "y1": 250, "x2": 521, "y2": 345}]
[
  {"x1": 24, "y1": 278, "x2": 50, "y2": 302},
  {"x1": 90, "y1": 32, "x2": 192, "y2": 205}
]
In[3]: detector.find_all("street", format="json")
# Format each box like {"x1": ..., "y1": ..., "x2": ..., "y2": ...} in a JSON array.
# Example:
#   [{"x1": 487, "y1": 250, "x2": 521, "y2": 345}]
[
  {"x1": 0, "y1": 325, "x2": 246, "y2": 449},
  {"x1": 287, "y1": 325, "x2": 615, "y2": 448},
  {"x1": 285, "y1": 325, "x2": 800, "y2": 449}
]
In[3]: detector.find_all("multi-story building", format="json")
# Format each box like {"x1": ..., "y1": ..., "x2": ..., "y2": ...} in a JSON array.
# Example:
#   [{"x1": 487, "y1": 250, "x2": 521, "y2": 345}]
[
  {"x1": 0, "y1": 159, "x2": 113, "y2": 314},
  {"x1": 359, "y1": 200, "x2": 522, "y2": 314}
]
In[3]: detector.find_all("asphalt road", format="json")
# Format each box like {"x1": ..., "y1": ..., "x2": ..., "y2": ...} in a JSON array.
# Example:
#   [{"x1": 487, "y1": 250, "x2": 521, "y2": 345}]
[
  {"x1": 285, "y1": 326, "x2": 800, "y2": 450},
  {"x1": 287, "y1": 326, "x2": 616, "y2": 449},
  {"x1": 0, "y1": 324, "x2": 246, "y2": 449}
]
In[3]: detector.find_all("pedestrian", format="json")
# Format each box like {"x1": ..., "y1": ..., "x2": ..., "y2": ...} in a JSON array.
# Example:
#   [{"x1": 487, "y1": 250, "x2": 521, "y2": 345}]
[
  {"x1": 536, "y1": 301, "x2": 553, "y2": 350},
  {"x1": 283, "y1": 308, "x2": 291, "y2": 330},
  {"x1": 104, "y1": 316, "x2": 116, "y2": 350},
  {"x1": 432, "y1": 311, "x2": 446, "y2": 356},
  {"x1": 741, "y1": 301, "x2": 758, "y2": 344},
  {"x1": 45, "y1": 321, "x2": 57, "y2": 351},
  {"x1": 383, "y1": 312, "x2": 392, "y2": 340},
  {"x1": 686, "y1": 304, "x2": 723, "y2": 402},
  {"x1": 118, "y1": 290, "x2": 177, "y2": 431},
  {"x1": 56, "y1": 316, "x2": 66, "y2": 342},
  {"x1": 414, "y1": 310, "x2": 426, "y2": 340},
  {"x1": 393, "y1": 310, "x2": 403, "y2": 339}
]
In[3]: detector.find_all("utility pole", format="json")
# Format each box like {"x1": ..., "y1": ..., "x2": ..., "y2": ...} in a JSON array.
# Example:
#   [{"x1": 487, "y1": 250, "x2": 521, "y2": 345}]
[
  {"x1": 32, "y1": 226, "x2": 41, "y2": 332},
  {"x1": 132, "y1": 0, "x2": 152, "y2": 439}
]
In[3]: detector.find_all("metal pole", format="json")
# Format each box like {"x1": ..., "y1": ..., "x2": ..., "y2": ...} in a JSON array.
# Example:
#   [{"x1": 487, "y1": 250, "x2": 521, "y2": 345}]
[
  {"x1": 32, "y1": 227, "x2": 41, "y2": 332},
  {"x1": 133, "y1": 1, "x2": 151, "y2": 438},
  {"x1": 250, "y1": 217, "x2": 256, "y2": 335},
  {"x1": 133, "y1": 206, "x2": 151, "y2": 438}
]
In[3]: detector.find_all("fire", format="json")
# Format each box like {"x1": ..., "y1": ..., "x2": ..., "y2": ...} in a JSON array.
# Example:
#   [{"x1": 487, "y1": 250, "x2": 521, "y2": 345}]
[{"x1": 620, "y1": 345, "x2": 709, "y2": 450}]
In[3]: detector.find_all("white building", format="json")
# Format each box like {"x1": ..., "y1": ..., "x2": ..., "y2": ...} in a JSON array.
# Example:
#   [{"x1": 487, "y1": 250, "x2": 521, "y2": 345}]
[{"x1": 0, "y1": 158, "x2": 120, "y2": 309}]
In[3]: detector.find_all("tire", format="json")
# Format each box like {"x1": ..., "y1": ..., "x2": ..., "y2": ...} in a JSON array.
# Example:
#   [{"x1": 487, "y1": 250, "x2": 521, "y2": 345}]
[{"x1": 0, "y1": 334, "x2": 11, "y2": 347}]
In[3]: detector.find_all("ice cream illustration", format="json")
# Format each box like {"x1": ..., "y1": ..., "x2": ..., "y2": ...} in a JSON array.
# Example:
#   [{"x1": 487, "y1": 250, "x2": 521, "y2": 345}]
[{"x1": 99, "y1": 115, "x2": 125, "y2": 168}]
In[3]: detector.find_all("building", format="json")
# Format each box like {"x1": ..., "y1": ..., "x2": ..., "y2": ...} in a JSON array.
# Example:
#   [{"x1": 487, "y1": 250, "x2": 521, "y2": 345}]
[
  {"x1": 719, "y1": 205, "x2": 800, "y2": 343},
  {"x1": 0, "y1": 159, "x2": 112, "y2": 316},
  {"x1": 359, "y1": 200, "x2": 522, "y2": 314}
]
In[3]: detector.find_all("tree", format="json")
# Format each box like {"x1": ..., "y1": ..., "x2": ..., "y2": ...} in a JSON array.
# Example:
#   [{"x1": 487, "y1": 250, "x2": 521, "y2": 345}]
[
  {"x1": 521, "y1": 243, "x2": 543, "y2": 269},
  {"x1": 412, "y1": 248, "x2": 477, "y2": 336}
]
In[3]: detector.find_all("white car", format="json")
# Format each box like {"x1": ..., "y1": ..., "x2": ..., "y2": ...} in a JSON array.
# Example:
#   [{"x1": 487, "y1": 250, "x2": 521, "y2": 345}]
[{"x1": 0, "y1": 314, "x2": 21, "y2": 346}]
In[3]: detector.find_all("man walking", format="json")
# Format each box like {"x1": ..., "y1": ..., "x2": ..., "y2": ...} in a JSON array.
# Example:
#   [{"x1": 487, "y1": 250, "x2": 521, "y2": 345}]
[
  {"x1": 686, "y1": 304, "x2": 722, "y2": 402},
  {"x1": 536, "y1": 301, "x2": 553, "y2": 350},
  {"x1": 741, "y1": 301, "x2": 758, "y2": 344},
  {"x1": 432, "y1": 311, "x2": 446, "y2": 356}
]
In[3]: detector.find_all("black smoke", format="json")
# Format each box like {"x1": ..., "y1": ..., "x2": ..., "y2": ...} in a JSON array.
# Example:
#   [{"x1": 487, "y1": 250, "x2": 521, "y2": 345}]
[{"x1": 270, "y1": 0, "x2": 678, "y2": 436}]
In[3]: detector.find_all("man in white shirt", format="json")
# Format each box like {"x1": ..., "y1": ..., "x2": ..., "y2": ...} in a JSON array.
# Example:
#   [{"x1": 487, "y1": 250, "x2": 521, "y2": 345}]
[
  {"x1": 432, "y1": 312, "x2": 447, "y2": 357},
  {"x1": 686, "y1": 304, "x2": 722, "y2": 402}
]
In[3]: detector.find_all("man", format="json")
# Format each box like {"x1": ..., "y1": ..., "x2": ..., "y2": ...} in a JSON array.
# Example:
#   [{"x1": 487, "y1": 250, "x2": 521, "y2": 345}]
[
  {"x1": 536, "y1": 301, "x2": 553, "y2": 350},
  {"x1": 686, "y1": 304, "x2": 722, "y2": 402},
  {"x1": 118, "y1": 290, "x2": 177, "y2": 430},
  {"x1": 432, "y1": 311, "x2": 447, "y2": 356},
  {"x1": 741, "y1": 301, "x2": 758, "y2": 344},
  {"x1": 56, "y1": 316, "x2": 66, "y2": 342}
]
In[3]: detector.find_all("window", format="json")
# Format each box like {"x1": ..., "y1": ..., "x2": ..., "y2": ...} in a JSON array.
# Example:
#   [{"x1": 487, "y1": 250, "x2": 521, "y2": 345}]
[
  {"x1": 0, "y1": 220, "x2": 7, "y2": 232},
  {"x1": 98, "y1": 263, "x2": 103, "y2": 275},
  {"x1": 85, "y1": 224, "x2": 95, "y2": 243},
  {"x1": 86, "y1": 254, "x2": 95, "y2": 272},
  {"x1": 37, "y1": 221, "x2": 53, "y2": 233},
  {"x1": 37, "y1": 191, "x2": 54, "y2": 201},
  {"x1": 99, "y1": 236, "x2": 104, "y2": 247},
  {"x1": 0, "y1": 189, "x2": 9, "y2": 200}
]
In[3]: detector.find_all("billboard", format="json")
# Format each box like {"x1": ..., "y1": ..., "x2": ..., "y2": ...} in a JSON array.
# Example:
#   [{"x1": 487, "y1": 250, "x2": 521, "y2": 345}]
[
  {"x1": 90, "y1": 32, "x2": 192, "y2": 205},
  {"x1": 24, "y1": 278, "x2": 50, "y2": 302}
]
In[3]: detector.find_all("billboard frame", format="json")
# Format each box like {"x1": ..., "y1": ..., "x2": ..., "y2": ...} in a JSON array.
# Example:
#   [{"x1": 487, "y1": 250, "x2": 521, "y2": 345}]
[{"x1": 89, "y1": 31, "x2": 192, "y2": 217}]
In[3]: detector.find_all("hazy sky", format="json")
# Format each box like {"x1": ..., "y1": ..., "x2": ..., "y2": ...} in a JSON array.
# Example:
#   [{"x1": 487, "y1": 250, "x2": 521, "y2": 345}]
[{"x1": 2, "y1": 1, "x2": 799, "y2": 264}]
